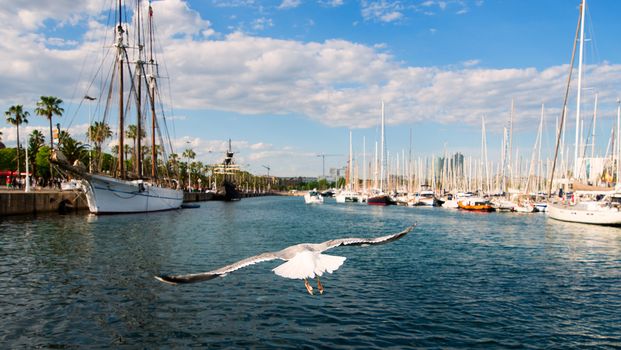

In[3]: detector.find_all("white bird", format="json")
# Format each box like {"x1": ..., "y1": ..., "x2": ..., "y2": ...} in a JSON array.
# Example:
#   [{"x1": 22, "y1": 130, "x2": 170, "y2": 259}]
[{"x1": 155, "y1": 224, "x2": 415, "y2": 295}]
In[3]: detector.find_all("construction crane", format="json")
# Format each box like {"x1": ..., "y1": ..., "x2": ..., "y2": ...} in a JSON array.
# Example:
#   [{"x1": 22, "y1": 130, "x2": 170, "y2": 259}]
[
  {"x1": 316, "y1": 154, "x2": 341, "y2": 178},
  {"x1": 262, "y1": 165, "x2": 271, "y2": 177}
]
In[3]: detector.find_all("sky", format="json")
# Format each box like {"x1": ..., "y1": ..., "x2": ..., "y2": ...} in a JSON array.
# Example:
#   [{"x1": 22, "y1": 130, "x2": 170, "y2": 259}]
[{"x1": 1, "y1": 0, "x2": 621, "y2": 177}]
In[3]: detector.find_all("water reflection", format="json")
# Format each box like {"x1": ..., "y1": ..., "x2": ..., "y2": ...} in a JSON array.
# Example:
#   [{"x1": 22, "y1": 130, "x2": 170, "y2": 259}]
[{"x1": 1, "y1": 198, "x2": 620, "y2": 348}]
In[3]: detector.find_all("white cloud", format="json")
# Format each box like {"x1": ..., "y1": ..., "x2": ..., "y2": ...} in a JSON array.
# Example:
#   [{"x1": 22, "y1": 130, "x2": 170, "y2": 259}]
[
  {"x1": 361, "y1": 1, "x2": 404, "y2": 23},
  {"x1": 278, "y1": 0, "x2": 302, "y2": 9},
  {"x1": 252, "y1": 17, "x2": 274, "y2": 31},
  {"x1": 320, "y1": 0, "x2": 345, "y2": 7},
  {"x1": 462, "y1": 59, "x2": 480, "y2": 67},
  {"x1": 2, "y1": 0, "x2": 621, "y2": 159}
]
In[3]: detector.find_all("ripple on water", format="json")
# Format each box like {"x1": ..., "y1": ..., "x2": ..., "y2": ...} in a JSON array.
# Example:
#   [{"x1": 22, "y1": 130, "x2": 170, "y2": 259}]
[{"x1": 1, "y1": 197, "x2": 621, "y2": 348}]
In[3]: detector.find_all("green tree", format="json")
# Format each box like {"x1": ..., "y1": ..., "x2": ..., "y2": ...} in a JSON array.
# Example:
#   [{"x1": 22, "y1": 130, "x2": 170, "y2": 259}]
[
  {"x1": 0, "y1": 148, "x2": 17, "y2": 170},
  {"x1": 88, "y1": 121, "x2": 112, "y2": 171},
  {"x1": 5, "y1": 104, "x2": 29, "y2": 174},
  {"x1": 59, "y1": 131, "x2": 87, "y2": 166},
  {"x1": 182, "y1": 148, "x2": 196, "y2": 161},
  {"x1": 28, "y1": 130, "x2": 46, "y2": 180},
  {"x1": 35, "y1": 96, "x2": 64, "y2": 151},
  {"x1": 126, "y1": 124, "x2": 145, "y2": 172},
  {"x1": 182, "y1": 148, "x2": 196, "y2": 187},
  {"x1": 35, "y1": 146, "x2": 51, "y2": 180},
  {"x1": 34, "y1": 96, "x2": 61, "y2": 184}
]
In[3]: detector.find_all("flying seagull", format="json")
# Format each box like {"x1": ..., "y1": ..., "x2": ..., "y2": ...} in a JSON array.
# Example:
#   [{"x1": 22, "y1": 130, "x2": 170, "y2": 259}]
[{"x1": 155, "y1": 224, "x2": 415, "y2": 295}]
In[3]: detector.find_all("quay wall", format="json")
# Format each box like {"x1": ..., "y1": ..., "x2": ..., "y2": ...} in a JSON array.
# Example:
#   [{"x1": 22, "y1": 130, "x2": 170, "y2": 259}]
[
  {"x1": 0, "y1": 190, "x2": 88, "y2": 216},
  {"x1": 1, "y1": 190, "x2": 280, "y2": 216}
]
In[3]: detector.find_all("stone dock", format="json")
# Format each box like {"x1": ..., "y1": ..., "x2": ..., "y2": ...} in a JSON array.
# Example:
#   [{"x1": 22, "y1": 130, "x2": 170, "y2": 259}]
[{"x1": 0, "y1": 189, "x2": 279, "y2": 216}]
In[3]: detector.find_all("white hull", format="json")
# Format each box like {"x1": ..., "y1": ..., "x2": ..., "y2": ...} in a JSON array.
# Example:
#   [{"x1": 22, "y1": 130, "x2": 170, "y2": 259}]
[
  {"x1": 335, "y1": 191, "x2": 358, "y2": 203},
  {"x1": 82, "y1": 174, "x2": 183, "y2": 214},
  {"x1": 304, "y1": 192, "x2": 324, "y2": 204},
  {"x1": 547, "y1": 202, "x2": 621, "y2": 225},
  {"x1": 418, "y1": 198, "x2": 434, "y2": 206},
  {"x1": 534, "y1": 203, "x2": 548, "y2": 212},
  {"x1": 441, "y1": 199, "x2": 459, "y2": 209}
]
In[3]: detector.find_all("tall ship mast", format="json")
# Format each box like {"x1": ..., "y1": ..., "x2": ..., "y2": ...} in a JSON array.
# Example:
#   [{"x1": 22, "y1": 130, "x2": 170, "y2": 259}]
[{"x1": 53, "y1": 0, "x2": 183, "y2": 213}]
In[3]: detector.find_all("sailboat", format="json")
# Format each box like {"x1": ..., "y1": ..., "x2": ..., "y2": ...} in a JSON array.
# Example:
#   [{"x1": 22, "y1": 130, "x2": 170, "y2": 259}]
[
  {"x1": 336, "y1": 131, "x2": 359, "y2": 203},
  {"x1": 368, "y1": 100, "x2": 396, "y2": 206},
  {"x1": 53, "y1": 0, "x2": 183, "y2": 213},
  {"x1": 547, "y1": 0, "x2": 621, "y2": 225}
]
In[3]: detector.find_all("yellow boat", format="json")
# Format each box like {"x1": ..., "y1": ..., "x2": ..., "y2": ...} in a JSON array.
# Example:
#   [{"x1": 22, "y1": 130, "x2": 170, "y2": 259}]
[{"x1": 457, "y1": 198, "x2": 495, "y2": 212}]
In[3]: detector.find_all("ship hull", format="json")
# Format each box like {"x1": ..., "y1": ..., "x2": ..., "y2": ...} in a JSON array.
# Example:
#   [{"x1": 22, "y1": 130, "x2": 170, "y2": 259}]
[
  {"x1": 82, "y1": 175, "x2": 183, "y2": 214},
  {"x1": 547, "y1": 202, "x2": 621, "y2": 225}
]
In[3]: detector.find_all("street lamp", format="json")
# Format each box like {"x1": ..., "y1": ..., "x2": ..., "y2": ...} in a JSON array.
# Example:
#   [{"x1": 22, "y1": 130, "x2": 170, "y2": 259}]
[
  {"x1": 84, "y1": 95, "x2": 96, "y2": 173},
  {"x1": 186, "y1": 141, "x2": 191, "y2": 192}
]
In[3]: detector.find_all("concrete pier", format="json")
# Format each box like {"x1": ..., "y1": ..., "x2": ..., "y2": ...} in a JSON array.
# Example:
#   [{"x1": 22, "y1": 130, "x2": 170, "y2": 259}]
[
  {"x1": 1, "y1": 189, "x2": 277, "y2": 216},
  {"x1": 0, "y1": 190, "x2": 88, "y2": 216}
]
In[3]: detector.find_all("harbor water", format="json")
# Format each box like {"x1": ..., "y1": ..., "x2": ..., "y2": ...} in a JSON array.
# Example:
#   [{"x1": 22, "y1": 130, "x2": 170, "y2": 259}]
[{"x1": 1, "y1": 196, "x2": 620, "y2": 348}]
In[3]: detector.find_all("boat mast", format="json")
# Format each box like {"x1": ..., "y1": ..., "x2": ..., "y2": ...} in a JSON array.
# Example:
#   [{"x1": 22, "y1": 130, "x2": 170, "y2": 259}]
[
  {"x1": 147, "y1": 0, "x2": 158, "y2": 180},
  {"x1": 617, "y1": 99, "x2": 621, "y2": 185},
  {"x1": 526, "y1": 104, "x2": 544, "y2": 195},
  {"x1": 508, "y1": 99, "x2": 514, "y2": 190},
  {"x1": 590, "y1": 93, "x2": 598, "y2": 160},
  {"x1": 573, "y1": 0, "x2": 586, "y2": 179},
  {"x1": 348, "y1": 130, "x2": 353, "y2": 190},
  {"x1": 373, "y1": 141, "x2": 378, "y2": 190},
  {"x1": 362, "y1": 136, "x2": 366, "y2": 193},
  {"x1": 481, "y1": 116, "x2": 489, "y2": 194},
  {"x1": 116, "y1": 0, "x2": 125, "y2": 179},
  {"x1": 135, "y1": 0, "x2": 144, "y2": 178},
  {"x1": 379, "y1": 100, "x2": 385, "y2": 192},
  {"x1": 547, "y1": 1, "x2": 582, "y2": 197}
]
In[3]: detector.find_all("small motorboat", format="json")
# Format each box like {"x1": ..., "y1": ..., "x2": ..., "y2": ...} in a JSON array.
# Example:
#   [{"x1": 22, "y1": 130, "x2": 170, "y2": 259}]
[
  {"x1": 457, "y1": 197, "x2": 495, "y2": 212},
  {"x1": 304, "y1": 189, "x2": 324, "y2": 204}
]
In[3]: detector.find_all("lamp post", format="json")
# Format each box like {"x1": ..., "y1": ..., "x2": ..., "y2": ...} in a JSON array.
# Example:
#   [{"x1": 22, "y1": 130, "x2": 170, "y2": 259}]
[
  {"x1": 84, "y1": 95, "x2": 96, "y2": 173},
  {"x1": 25, "y1": 141, "x2": 30, "y2": 192},
  {"x1": 186, "y1": 141, "x2": 191, "y2": 192}
]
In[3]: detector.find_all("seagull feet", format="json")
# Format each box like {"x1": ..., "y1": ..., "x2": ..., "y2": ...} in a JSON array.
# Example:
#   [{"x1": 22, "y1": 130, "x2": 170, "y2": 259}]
[
  {"x1": 316, "y1": 277, "x2": 324, "y2": 295},
  {"x1": 304, "y1": 278, "x2": 314, "y2": 295}
]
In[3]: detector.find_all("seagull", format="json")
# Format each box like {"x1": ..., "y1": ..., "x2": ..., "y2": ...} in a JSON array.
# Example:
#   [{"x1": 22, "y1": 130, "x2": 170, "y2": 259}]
[{"x1": 155, "y1": 224, "x2": 415, "y2": 295}]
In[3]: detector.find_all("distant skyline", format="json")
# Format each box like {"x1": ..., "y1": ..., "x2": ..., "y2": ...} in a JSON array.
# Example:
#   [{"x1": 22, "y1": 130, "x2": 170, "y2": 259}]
[{"x1": 1, "y1": 0, "x2": 621, "y2": 177}]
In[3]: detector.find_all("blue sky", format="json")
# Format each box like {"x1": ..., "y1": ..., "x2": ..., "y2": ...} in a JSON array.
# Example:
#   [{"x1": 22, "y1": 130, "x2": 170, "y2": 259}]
[{"x1": 1, "y1": 0, "x2": 621, "y2": 177}]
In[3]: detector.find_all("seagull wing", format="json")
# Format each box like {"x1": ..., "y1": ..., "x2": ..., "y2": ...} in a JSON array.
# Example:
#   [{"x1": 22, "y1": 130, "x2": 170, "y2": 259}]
[
  {"x1": 155, "y1": 251, "x2": 281, "y2": 284},
  {"x1": 317, "y1": 224, "x2": 416, "y2": 252}
]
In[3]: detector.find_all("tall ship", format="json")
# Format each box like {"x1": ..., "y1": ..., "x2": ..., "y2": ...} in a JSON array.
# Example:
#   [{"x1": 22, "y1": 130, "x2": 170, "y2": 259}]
[
  {"x1": 53, "y1": 0, "x2": 183, "y2": 213},
  {"x1": 212, "y1": 139, "x2": 242, "y2": 201}
]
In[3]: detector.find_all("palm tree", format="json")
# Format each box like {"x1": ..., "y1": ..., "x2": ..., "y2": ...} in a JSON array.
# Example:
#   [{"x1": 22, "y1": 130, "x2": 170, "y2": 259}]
[
  {"x1": 182, "y1": 148, "x2": 196, "y2": 162},
  {"x1": 5, "y1": 105, "x2": 30, "y2": 174},
  {"x1": 34, "y1": 96, "x2": 62, "y2": 186},
  {"x1": 35, "y1": 96, "x2": 64, "y2": 151},
  {"x1": 182, "y1": 148, "x2": 196, "y2": 189},
  {"x1": 28, "y1": 130, "x2": 45, "y2": 178},
  {"x1": 87, "y1": 121, "x2": 112, "y2": 172},
  {"x1": 58, "y1": 131, "x2": 87, "y2": 166},
  {"x1": 126, "y1": 124, "x2": 145, "y2": 173}
]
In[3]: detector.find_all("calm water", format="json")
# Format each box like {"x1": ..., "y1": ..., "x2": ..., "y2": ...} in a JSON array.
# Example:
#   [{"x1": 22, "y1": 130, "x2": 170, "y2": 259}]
[{"x1": 1, "y1": 196, "x2": 620, "y2": 348}]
